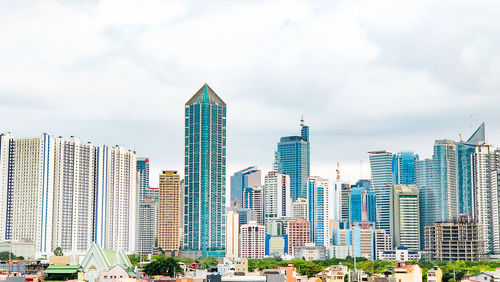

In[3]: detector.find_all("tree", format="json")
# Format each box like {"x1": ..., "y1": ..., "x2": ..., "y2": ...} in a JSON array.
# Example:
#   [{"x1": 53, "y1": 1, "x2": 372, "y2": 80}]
[
  {"x1": 53, "y1": 246, "x2": 63, "y2": 256},
  {"x1": 197, "y1": 257, "x2": 218, "y2": 270},
  {"x1": 361, "y1": 261, "x2": 374, "y2": 275},
  {"x1": 0, "y1": 251, "x2": 15, "y2": 261},
  {"x1": 128, "y1": 254, "x2": 140, "y2": 266},
  {"x1": 144, "y1": 257, "x2": 184, "y2": 277}
]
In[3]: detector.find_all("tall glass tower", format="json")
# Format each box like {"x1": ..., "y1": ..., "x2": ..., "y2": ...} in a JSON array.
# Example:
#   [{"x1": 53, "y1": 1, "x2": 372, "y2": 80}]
[
  {"x1": 348, "y1": 187, "x2": 376, "y2": 226},
  {"x1": 274, "y1": 118, "x2": 310, "y2": 201},
  {"x1": 308, "y1": 176, "x2": 329, "y2": 247},
  {"x1": 368, "y1": 151, "x2": 393, "y2": 233},
  {"x1": 184, "y1": 84, "x2": 226, "y2": 257},
  {"x1": 433, "y1": 139, "x2": 458, "y2": 221},
  {"x1": 416, "y1": 158, "x2": 439, "y2": 250},
  {"x1": 392, "y1": 151, "x2": 417, "y2": 185},
  {"x1": 230, "y1": 166, "x2": 261, "y2": 208}
]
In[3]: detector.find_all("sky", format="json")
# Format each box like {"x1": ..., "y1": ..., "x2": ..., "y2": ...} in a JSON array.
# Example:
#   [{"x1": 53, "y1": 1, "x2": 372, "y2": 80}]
[{"x1": 1, "y1": 0, "x2": 500, "y2": 187}]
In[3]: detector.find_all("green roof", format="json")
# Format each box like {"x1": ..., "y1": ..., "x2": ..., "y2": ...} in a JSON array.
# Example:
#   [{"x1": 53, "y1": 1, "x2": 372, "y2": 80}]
[
  {"x1": 185, "y1": 83, "x2": 226, "y2": 105},
  {"x1": 44, "y1": 265, "x2": 82, "y2": 274}
]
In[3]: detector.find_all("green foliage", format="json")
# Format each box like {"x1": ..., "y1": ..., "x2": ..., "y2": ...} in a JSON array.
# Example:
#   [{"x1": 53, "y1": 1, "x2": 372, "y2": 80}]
[
  {"x1": 128, "y1": 254, "x2": 140, "y2": 266},
  {"x1": 0, "y1": 251, "x2": 17, "y2": 261},
  {"x1": 196, "y1": 257, "x2": 218, "y2": 270},
  {"x1": 144, "y1": 257, "x2": 184, "y2": 277},
  {"x1": 361, "y1": 261, "x2": 375, "y2": 275},
  {"x1": 53, "y1": 246, "x2": 63, "y2": 256}
]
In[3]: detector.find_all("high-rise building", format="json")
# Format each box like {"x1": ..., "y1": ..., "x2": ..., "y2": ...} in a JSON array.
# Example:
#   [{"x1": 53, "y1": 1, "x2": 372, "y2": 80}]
[
  {"x1": 239, "y1": 221, "x2": 265, "y2": 259},
  {"x1": 104, "y1": 146, "x2": 137, "y2": 252},
  {"x1": 433, "y1": 139, "x2": 458, "y2": 221},
  {"x1": 340, "y1": 183, "x2": 351, "y2": 224},
  {"x1": 237, "y1": 208, "x2": 257, "y2": 227},
  {"x1": 425, "y1": 215, "x2": 484, "y2": 261},
  {"x1": 158, "y1": 170, "x2": 181, "y2": 251},
  {"x1": 354, "y1": 179, "x2": 371, "y2": 190},
  {"x1": 136, "y1": 157, "x2": 156, "y2": 255},
  {"x1": 374, "y1": 229, "x2": 392, "y2": 259},
  {"x1": 390, "y1": 184, "x2": 420, "y2": 251},
  {"x1": 348, "y1": 186, "x2": 376, "y2": 226},
  {"x1": 243, "y1": 186, "x2": 264, "y2": 225},
  {"x1": 0, "y1": 133, "x2": 13, "y2": 241},
  {"x1": 225, "y1": 210, "x2": 239, "y2": 257},
  {"x1": 274, "y1": 119, "x2": 310, "y2": 201},
  {"x1": 292, "y1": 198, "x2": 308, "y2": 220},
  {"x1": 52, "y1": 137, "x2": 96, "y2": 254},
  {"x1": 230, "y1": 167, "x2": 261, "y2": 208},
  {"x1": 265, "y1": 217, "x2": 292, "y2": 236},
  {"x1": 369, "y1": 151, "x2": 394, "y2": 233},
  {"x1": 308, "y1": 176, "x2": 330, "y2": 247},
  {"x1": 392, "y1": 152, "x2": 417, "y2": 185},
  {"x1": 7, "y1": 134, "x2": 54, "y2": 256},
  {"x1": 137, "y1": 158, "x2": 150, "y2": 201},
  {"x1": 288, "y1": 219, "x2": 310, "y2": 256},
  {"x1": 263, "y1": 171, "x2": 291, "y2": 224},
  {"x1": 184, "y1": 84, "x2": 226, "y2": 257},
  {"x1": 415, "y1": 158, "x2": 439, "y2": 250},
  {"x1": 333, "y1": 222, "x2": 376, "y2": 260}
]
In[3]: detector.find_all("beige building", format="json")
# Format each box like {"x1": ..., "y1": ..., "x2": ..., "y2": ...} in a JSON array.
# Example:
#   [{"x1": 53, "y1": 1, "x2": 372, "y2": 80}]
[
  {"x1": 158, "y1": 170, "x2": 181, "y2": 251},
  {"x1": 426, "y1": 266, "x2": 442, "y2": 282},
  {"x1": 394, "y1": 262, "x2": 422, "y2": 282}
]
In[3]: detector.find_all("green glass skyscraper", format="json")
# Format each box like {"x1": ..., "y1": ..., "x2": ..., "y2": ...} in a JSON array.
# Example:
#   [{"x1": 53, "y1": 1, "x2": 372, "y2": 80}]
[{"x1": 183, "y1": 84, "x2": 226, "y2": 257}]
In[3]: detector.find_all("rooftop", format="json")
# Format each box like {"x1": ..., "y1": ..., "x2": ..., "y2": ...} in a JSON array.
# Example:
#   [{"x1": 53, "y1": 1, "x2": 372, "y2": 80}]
[{"x1": 186, "y1": 83, "x2": 226, "y2": 105}]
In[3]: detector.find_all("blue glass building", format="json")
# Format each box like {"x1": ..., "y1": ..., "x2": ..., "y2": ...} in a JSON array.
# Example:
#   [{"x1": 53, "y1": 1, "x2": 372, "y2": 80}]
[
  {"x1": 274, "y1": 121, "x2": 310, "y2": 201},
  {"x1": 137, "y1": 157, "x2": 150, "y2": 201},
  {"x1": 416, "y1": 158, "x2": 439, "y2": 250},
  {"x1": 392, "y1": 152, "x2": 417, "y2": 185},
  {"x1": 368, "y1": 151, "x2": 393, "y2": 233},
  {"x1": 230, "y1": 166, "x2": 261, "y2": 208},
  {"x1": 433, "y1": 139, "x2": 458, "y2": 221},
  {"x1": 348, "y1": 187, "x2": 376, "y2": 226},
  {"x1": 308, "y1": 176, "x2": 329, "y2": 247},
  {"x1": 183, "y1": 84, "x2": 226, "y2": 257}
]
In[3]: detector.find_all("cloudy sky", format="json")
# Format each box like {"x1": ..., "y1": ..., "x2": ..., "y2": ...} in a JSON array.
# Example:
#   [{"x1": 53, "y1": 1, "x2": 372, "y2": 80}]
[{"x1": 1, "y1": 0, "x2": 500, "y2": 187}]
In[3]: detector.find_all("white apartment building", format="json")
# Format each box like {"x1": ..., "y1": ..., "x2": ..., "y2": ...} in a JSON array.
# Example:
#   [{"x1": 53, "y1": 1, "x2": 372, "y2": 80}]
[
  {"x1": 0, "y1": 133, "x2": 14, "y2": 241},
  {"x1": 263, "y1": 171, "x2": 291, "y2": 224},
  {"x1": 239, "y1": 221, "x2": 265, "y2": 258},
  {"x1": 52, "y1": 137, "x2": 96, "y2": 254}
]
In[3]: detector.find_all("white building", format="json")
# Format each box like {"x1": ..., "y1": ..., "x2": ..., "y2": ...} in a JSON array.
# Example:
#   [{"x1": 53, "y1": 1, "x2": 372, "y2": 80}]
[
  {"x1": 8, "y1": 134, "x2": 54, "y2": 257},
  {"x1": 326, "y1": 245, "x2": 352, "y2": 259},
  {"x1": 0, "y1": 133, "x2": 14, "y2": 241},
  {"x1": 294, "y1": 243, "x2": 326, "y2": 261},
  {"x1": 263, "y1": 172, "x2": 291, "y2": 224},
  {"x1": 308, "y1": 176, "x2": 330, "y2": 247},
  {"x1": 374, "y1": 229, "x2": 392, "y2": 259},
  {"x1": 390, "y1": 184, "x2": 420, "y2": 251},
  {"x1": 226, "y1": 210, "x2": 240, "y2": 257},
  {"x1": 378, "y1": 245, "x2": 422, "y2": 261},
  {"x1": 292, "y1": 198, "x2": 307, "y2": 220},
  {"x1": 52, "y1": 136, "x2": 96, "y2": 254},
  {"x1": 239, "y1": 221, "x2": 265, "y2": 258}
]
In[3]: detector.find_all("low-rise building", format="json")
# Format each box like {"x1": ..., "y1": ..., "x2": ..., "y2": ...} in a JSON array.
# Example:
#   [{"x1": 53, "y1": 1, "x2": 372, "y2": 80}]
[
  {"x1": 80, "y1": 243, "x2": 137, "y2": 282},
  {"x1": 326, "y1": 245, "x2": 352, "y2": 259},
  {"x1": 377, "y1": 245, "x2": 421, "y2": 262},
  {"x1": 294, "y1": 243, "x2": 326, "y2": 261},
  {"x1": 316, "y1": 265, "x2": 349, "y2": 282},
  {"x1": 0, "y1": 240, "x2": 36, "y2": 259},
  {"x1": 393, "y1": 262, "x2": 422, "y2": 282},
  {"x1": 426, "y1": 266, "x2": 442, "y2": 282}
]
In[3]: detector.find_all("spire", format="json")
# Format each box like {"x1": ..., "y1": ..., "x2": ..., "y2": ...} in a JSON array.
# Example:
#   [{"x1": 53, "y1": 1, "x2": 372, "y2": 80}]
[
  {"x1": 466, "y1": 122, "x2": 486, "y2": 145},
  {"x1": 300, "y1": 114, "x2": 305, "y2": 127}
]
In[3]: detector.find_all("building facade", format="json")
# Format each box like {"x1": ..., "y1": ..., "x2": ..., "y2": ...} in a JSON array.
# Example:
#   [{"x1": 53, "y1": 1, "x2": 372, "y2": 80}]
[
  {"x1": 263, "y1": 171, "x2": 291, "y2": 224},
  {"x1": 230, "y1": 167, "x2": 261, "y2": 208},
  {"x1": 392, "y1": 152, "x2": 417, "y2": 185},
  {"x1": 416, "y1": 157, "x2": 439, "y2": 250},
  {"x1": 292, "y1": 198, "x2": 308, "y2": 220},
  {"x1": 348, "y1": 186, "x2": 376, "y2": 226},
  {"x1": 308, "y1": 176, "x2": 329, "y2": 247},
  {"x1": 183, "y1": 84, "x2": 226, "y2": 257},
  {"x1": 243, "y1": 186, "x2": 264, "y2": 225},
  {"x1": 433, "y1": 139, "x2": 458, "y2": 221},
  {"x1": 158, "y1": 170, "x2": 181, "y2": 251},
  {"x1": 390, "y1": 184, "x2": 420, "y2": 251},
  {"x1": 225, "y1": 210, "x2": 239, "y2": 257},
  {"x1": 288, "y1": 219, "x2": 310, "y2": 256},
  {"x1": 239, "y1": 221, "x2": 265, "y2": 259},
  {"x1": 274, "y1": 120, "x2": 310, "y2": 201},
  {"x1": 369, "y1": 151, "x2": 394, "y2": 233}
]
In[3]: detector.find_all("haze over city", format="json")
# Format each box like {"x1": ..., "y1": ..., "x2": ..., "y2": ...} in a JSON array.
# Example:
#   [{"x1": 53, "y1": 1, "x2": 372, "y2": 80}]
[{"x1": 2, "y1": 0, "x2": 500, "y2": 187}]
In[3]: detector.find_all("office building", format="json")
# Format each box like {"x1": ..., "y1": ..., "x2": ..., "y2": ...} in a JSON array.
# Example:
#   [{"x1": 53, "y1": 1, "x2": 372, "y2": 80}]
[
  {"x1": 263, "y1": 171, "x2": 291, "y2": 224},
  {"x1": 239, "y1": 221, "x2": 265, "y2": 259},
  {"x1": 369, "y1": 151, "x2": 394, "y2": 233},
  {"x1": 158, "y1": 170, "x2": 181, "y2": 251},
  {"x1": 230, "y1": 167, "x2": 261, "y2": 208},
  {"x1": 237, "y1": 208, "x2": 257, "y2": 227},
  {"x1": 6, "y1": 134, "x2": 54, "y2": 256},
  {"x1": 225, "y1": 210, "x2": 239, "y2": 257},
  {"x1": 390, "y1": 184, "x2": 419, "y2": 251},
  {"x1": 308, "y1": 176, "x2": 330, "y2": 246},
  {"x1": 354, "y1": 179, "x2": 371, "y2": 190},
  {"x1": 425, "y1": 215, "x2": 484, "y2": 261},
  {"x1": 374, "y1": 229, "x2": 392, "y2": 259},
  {"x1": 433, "y1": 139, "x2": 458, "y2": 221},
  {"x1": 378, "y1": 245, "x2": 422, "y2": 261},
  {"x1": 333, "y1": 222, "x2": 376, "y2": 260},
  {"x1": 392, "y1": 152, "x2": 417, "y2": 185},
  {"x1": 243, "y1": 186, "x2": 264, "y2": 225},
  {"x1": 137, "y1": 158, "x2": 150, "y2": 201},
  {"x1": 265, "y1": 217, "x2": 291, "y2": 236},
  {"x1": 348, "y1": 186, "x2": 376, "y2": 226},
  {"x1": 288, "y1": 219, "x2": 310, "y2": 255},
  {"x1": 340, "y1": 183, "x2": 351, "y2": 223},
  {"x1": 274, "y1": 119, "x2": 310, "y2": 201},
  {"x1": 294, "y1": 243, "x2": 326, "y2": 260},
  {"x1": 292, "y1": 198, "x2": 308, "y2": 220},
  {"x1": 183, "y1": 84, "x2": 226, "y2": 257},
  {"x1": 416, "y1": 157, "x2": 439, "y2": 250},
  {"x1": 138, "y1": 198, "x2": 157, "y2": 255},
  {"x1": 265, "y1": 235, "x2": 288, "y2": 256},
  {"x1": 52, "y1": 136, "x2": 96, "y2": 254}
]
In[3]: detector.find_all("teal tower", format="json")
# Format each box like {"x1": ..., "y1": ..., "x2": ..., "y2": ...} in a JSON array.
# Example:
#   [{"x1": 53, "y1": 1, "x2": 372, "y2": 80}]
[{"x1": 183, "y1": 84, "x2": 226, "y2": 257}]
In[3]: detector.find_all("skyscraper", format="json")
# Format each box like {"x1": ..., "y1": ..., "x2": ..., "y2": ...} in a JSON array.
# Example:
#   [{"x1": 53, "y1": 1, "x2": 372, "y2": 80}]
[
  {"x1": 137, "y1": 157, "x2": 156, "y2": 255},
  {"x1": 392, "y1": 152, "x2": 417, "y2": 185},
  {"x1": 348, "y1": 186, "x2": 376, "y2": 226},
  {"x1": 340, "y1": 183, "x2": 351, "y2": 224},
  {"x1": 369, "y1": 151, "x2": 394, "y2": 233},
  {"x1": 390, "y1": 185, "x2": 420, "y2": 251},
  {"x1": 239, "y1": 221, "x2": 266, "y2": 259},
  {"x1": 288, "y1": 219, "x2": 310, "y2": 256},
  {"x1": 158, "y1": 170, "x2": 181, "y2": 251},
  {"x1": 274, "y1": 119, "x2": 310, "y2": 201},
  {"x1": 433, "y1": 139, "x2": 458, "y2": 221},
  {"x1": 243, "y1": 186, "x2": 264, "y2": 225},
  {"x1": 292, "y1": 198, "x2": 308, "y2": 220},
  {"x1": 52, "y1": 136, "x2": 96, "y2": 254},
  {"x1": 416, "y1": 158, "x2": 438, "y2": 250},
  {"x1": 263, "y1": 171, "x2": 291, "y2": 224},
  {"x1": 137, "y1": 158, "x2": 150, "y2": 201},
  {"x1": 230, "y1": 167, "x2": 261, "y2": 208},
  {"x1": 0, "y1": 133, "x2": 14, "y2": 241},
  {"x1": 225, "y1": 210, "x2": 239, "y2": 257},
  {"x1": 308, "y1": 176, "x2": 330, "y2": 247},
  {"x1": 184, "y1": 84, "x2": 226, "y2": 257}
]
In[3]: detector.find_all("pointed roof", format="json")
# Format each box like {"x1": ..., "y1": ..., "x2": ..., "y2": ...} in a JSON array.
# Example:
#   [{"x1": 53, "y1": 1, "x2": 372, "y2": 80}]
[
  {"x1": 185, "y1": 83, "x2": 226, "y2": 105},
  {"x1": 466, "y1": 122, "x2": 486, "y2": 145}
]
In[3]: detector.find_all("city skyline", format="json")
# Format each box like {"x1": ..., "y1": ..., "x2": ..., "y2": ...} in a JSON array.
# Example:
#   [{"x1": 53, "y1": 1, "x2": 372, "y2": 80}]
[{"x1": 2, "y1": 1, "x2": 500, "y2": 188}]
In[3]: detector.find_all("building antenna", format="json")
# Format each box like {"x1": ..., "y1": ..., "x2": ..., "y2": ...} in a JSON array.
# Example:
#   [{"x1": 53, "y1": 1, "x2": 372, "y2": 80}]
[{"x1": 300, "y1": 114, "x2": 305, "y2": 127}]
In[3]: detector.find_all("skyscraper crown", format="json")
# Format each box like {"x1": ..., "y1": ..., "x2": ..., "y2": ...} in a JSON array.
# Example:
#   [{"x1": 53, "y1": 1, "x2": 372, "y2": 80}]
[{"x1": 185, "y1": 83, "x2": 226, "y2": 105}]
